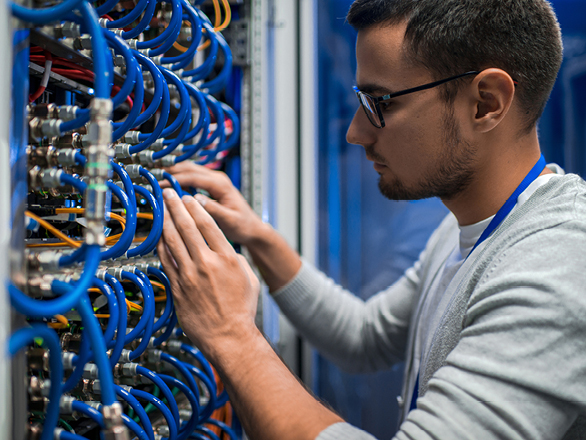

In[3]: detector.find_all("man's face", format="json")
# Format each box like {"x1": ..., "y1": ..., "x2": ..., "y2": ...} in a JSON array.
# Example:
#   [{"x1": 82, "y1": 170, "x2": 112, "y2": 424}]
[{"x1": 347, "y1": 24, "x2": 478, "y2": 201}]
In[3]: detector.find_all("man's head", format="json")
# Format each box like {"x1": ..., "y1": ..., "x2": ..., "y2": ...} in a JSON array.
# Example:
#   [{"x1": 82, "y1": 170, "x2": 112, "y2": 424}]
[{"x1": 345, "y1": 0, "x2": 563, "y2": 203}]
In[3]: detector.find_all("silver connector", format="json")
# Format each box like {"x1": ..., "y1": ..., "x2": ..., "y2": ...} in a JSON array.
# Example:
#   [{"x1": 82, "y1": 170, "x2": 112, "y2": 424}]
[
  {"x1": 29, "y1": 117, "x2": 62, "y2": 140},
  {"x1": 115, "y1": 143, "x2": 132, "y2": 158},
  {"x1": 102, "y1": 403, "x2": 130, "y2": 440},
  {"x1": 27, "y1": 251, "x2": 61, "y2": 272},
  {"x1": 161, "y1": 156, "x2": 176, "y2": 167},
  {"x1": 60, "y1": 395, "x2": 76, "y2": 414},
  {"x1": 125, "y1": 164, "x2": 142, "y2": 179},
  {"x1": 123, "y1": 131, "x2": 140, "y2": 144},
  {"x1": 138, "y1": 150, "x2": 155, "y2": 167}
]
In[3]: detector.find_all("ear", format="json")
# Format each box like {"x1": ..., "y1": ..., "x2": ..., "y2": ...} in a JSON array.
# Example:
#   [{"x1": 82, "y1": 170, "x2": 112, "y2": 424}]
[{"x1": 468, "y1": 68, "x2": 516, "y2": 133}]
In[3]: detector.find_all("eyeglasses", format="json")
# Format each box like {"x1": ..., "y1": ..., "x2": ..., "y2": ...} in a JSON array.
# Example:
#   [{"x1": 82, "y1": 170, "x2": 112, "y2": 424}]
[{"x1": 353, "y1": 71, "x2": 481, "y2": 128}]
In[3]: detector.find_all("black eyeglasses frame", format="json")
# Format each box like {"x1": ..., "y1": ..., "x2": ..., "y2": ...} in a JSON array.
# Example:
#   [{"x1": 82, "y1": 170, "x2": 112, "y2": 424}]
[{"x1": 353, "y1": 71, "x2": 482, "y2": 128}]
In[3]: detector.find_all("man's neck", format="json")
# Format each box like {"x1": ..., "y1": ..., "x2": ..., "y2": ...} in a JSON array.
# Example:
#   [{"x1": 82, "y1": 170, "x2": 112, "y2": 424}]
[{"x1": 442, "y1": 133, "x2": 547, "y2": 226}]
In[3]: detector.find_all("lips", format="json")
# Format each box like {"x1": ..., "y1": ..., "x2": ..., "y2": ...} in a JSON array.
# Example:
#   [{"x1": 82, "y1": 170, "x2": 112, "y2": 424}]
[{"x1": 373, "y1": 162, "x2": 387, "y2": 172}]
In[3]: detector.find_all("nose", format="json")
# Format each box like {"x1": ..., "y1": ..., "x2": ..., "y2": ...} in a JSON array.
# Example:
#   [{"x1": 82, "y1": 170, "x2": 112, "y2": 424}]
[{"x1": 346, "y1": 107, "x2": 376, "y2": 148}]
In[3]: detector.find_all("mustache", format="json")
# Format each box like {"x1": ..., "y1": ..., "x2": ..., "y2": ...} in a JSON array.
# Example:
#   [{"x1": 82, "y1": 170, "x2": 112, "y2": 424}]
[{"x1": 364, "y1": 145, "x2": 386, "y2": 164}]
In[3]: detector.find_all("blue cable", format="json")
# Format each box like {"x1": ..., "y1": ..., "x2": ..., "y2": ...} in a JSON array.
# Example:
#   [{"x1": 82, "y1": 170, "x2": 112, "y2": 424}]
[
  {"x1": 106, "y1": 0, "x2": 148, "y2": 28},
  {"x1": 121, "y1": 0, "x2": 156, "y2": 39},
  {"x1": 93, "y1": 278, "x2": 120, "y2": 344},
  {"x1": 114, "y1": 385, "x2": 155, "y2": 440},
  {"x1": 128, "y1": 78, "x2": 170, "y2": 154},
  {"x1": 104, "y1": 273, "x2": 127, "y2": 367},
  {"x1": 159, "y1": 374, "x2": 199, "y2": 440},
  {"x1": 147, "y1": 266, "x2": 174, "y2": 332},
  {"x1": 161, "y1": 0, "x2": 201, "y2": 66},
  {"x1": 130, "y1": 389, "x2": 178, "y2": 440},
  {"x1": 128, "y1": 269, "x2": 155, "y2": 360},
  {"x1": 182, "y1": 362, "x2": 217, "y2": 421},
  {"x1": 51, "y1": 284, "x2": 117, "y2": 406},
  {"x1": 136, "y1": 0, "x2": 182, "y2": 55},
  {"x1": 74, "y1": 151, "x2": 87, "y2": 166},
  {"x1": 104, "y1": 31, "x2": 137, "y2": 110},
  {"x1": 200, "y1": 32, "x2": 232, "y2": 95},
  {"x1": 8, "y1": 324, "x2": 63, "y2": 440},
  {"x1": 101, "y1": 181, "x2": 135, "y2": 260},
  {"x1": 9, "y1": 0, "x2": 84, "y2": 24},
  {"x1": 130, "y1": 51, "x2": 165, "y2": 127},
  {"x1": 112, "y1": 62, "x2": 144, "y2": 141},
  {"x1": 160, "y1": 353, "x2": 202, "y2": 421},
  {"x1": 127, "y1": 185, "x2": 162, "y2": 257},
  {"x1": 120, "y1": 270, "x2": 152, "y2": 348},
  {"x1": 153, "y1": 311, "x2": 177, "y2": 346},
  {"x1": 205, "y1": 420, "x2": 237, "y2": 440},
  {"x1": 61, "y1": 327, "x2": 91, "y2": 393},
  {"x1": 10, "y1": 245, "x2": 100, "y2": 318},
  {"x1": 58, "y1": 243, "x2": 86, "y2": 267},
  {"x1": 182, "y1": 17, "x2": 218, "y2": 80},
  {"x1": 139, "y1": 167, "x2": 164, "y2": 217},
  {"x1": 219, "y1": 103, "x2": 240, "y2": 152},
  {"x1": 180, "y1": 344, "x2": 216, "y2": 395},
  {"x1": 60, "y1": 172, "x2": 86, "y2": 193},
  {"x1": 163, "y1": 172, "x2": 184, "y2": 197},
  {"x1": 181, "y1": 82, "x2": 209, "y2": 144},
  {"x1": 59, "y1": 432, "x2": 89, "y2": 440},
  {"x1": 94, "y1": 0, "x2": 119, "y2": 16},
  {"x1": 70, "y1": 401, "x2": 148, "y2": 440},
  {"x1": 194, "y1": 427, "x2": 220, "y2": 440},
  {"x1": 136, "y1": 365, "x2": 180, "y2": 426}
]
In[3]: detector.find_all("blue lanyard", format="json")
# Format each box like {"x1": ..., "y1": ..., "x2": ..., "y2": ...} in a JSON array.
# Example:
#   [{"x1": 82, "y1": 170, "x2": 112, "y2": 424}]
[
  {"x1": 408, "y1": 154, "x2": 547, "y2": 414},
  {"x1": 468, "y1": 154, "x2": 547, "y2": 257}
]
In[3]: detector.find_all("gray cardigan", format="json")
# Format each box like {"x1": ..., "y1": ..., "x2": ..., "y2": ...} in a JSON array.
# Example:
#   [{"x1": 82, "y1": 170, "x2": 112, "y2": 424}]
[{"x1": 273, "y1": 174, "x2": 586, "y2": 440}]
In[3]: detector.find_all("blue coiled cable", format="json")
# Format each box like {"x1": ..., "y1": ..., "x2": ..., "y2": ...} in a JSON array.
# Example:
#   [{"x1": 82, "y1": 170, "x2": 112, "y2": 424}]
[
  {"x1": 71, "y1": 401, "x2": 149, "y2": 440},
  {"x1": 128, "y1": 269, "x2": 155, "y2": 360},
  {"x1": 131, "y1": 389, "x2": 178, "y2": 440},
  {"x1": 10, "y1": 0, "x2": 84, "y2": 24},
  {"x1": 182, "y1": 17, "x2": 218, "y2": 80},
  {"x1": 112, "y1": 62, "x2": 144, "y2": 141},
  {"x1": 163, "y1": 171, "x2": 184, "y2": 197},
  {"x1": 136, "y1": 0, "x2": 182, "y2": 56},
  {"x1": 120, "y1": 270, "x2": 153, "y2": 353},
  {"x1": 219, "y1": 103, "x2": 240, "y2": 152},
  {"x1": 136, "y1": 365, "x2": 180, "y2": 427},
  {"x1": 104, "y1": 31, "x2": 137, "y2": 110},
  {"x1": 127, "y1": 185, "x2": 162, "y2": 257},
  {"x1": 159, "y1": 374, "x2": 200, "y2": 439},
  {"x1": 161, "y1": 0, "x2": 202, "y2": 66},
  {"x1": 104, "y1": 273, "x2": 127, "y2": 367},
  {"x1": 182, "y1": 362, "x2": 217, "y2": 421},
  {"x1": 130, "y1": 51, "x2": 166, "y2": 127},
  {"x1": 193, "y1": 428, "x2": 220, "y2": 440},
  {"x1": 205, "y1": 420, "x2": 237, "y2": 440},
  {"x1": 101, "y1": 181, "x2": 135, "y2": 260},
  {"x1": 92, "y1": 278, "x2": 120, "y2": 344},
  {"x1": 147, "y1": 266, "x2": 175, "y2": 332},
  {"x1": 200, "y1": 32, "x2": 232, "y2": 95},
  {"x1": 121, "y1": 0, "x2": 156, "y2": 39},
  {"x1": 8, "y1": 324, "x2": 63, "y2": 440},
  {"x1": 153, "y1": 311, "x2": 177, "y2": 346},
  {"x1": 10, "y1": 245, "x2": 100, "y2": 318},
  {"x1": 106, "y1": 0, "x2": 148, "y2": 28},
  {"x1": 51, "y1": 282, "x2": 117, "y2": 406},
  {"x1": 115, "y1": 385, "x2": 155, "y2": 440}
]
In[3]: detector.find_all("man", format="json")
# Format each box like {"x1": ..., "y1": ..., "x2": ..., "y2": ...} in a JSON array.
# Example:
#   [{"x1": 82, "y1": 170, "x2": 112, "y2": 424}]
[{"x1": 157, "y1": 0, "x2": 586, "y2": 438}]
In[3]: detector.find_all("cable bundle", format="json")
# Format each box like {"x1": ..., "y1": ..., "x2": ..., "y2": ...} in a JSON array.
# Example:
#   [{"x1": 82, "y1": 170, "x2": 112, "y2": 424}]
[{"x1": 8, "y1": 0, "x2": 241, "y2": 439}]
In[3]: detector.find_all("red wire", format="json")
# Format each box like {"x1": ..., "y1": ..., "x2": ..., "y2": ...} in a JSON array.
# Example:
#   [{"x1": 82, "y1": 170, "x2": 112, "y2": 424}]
[{"x1": 29, "y1": 51, "x2": 53, "y2": 102}]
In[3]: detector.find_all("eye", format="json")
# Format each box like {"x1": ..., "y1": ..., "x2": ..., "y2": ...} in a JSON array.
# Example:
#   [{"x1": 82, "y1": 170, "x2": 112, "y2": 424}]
[{"x1": 379, "y1": 100, "x2": 394, "y2": 111}]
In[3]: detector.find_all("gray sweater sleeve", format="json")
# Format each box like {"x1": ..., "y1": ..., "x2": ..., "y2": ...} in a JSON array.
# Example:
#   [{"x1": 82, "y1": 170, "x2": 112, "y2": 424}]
[{"x1": 272, "y1": 260, "x2": 421, "y2": 372}]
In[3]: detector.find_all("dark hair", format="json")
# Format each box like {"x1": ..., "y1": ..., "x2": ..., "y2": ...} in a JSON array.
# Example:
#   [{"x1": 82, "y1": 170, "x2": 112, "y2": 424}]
[{"x1": 347, "y1": 0, "x2": 563, "y2": 132}]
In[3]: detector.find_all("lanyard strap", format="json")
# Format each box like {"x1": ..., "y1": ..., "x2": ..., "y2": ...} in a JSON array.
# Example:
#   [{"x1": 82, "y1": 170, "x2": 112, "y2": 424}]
[
  {"x1": 408, "y1": 154, "x2": 547, "y2": 416},
  {"x1": 468, "y1": 154, "x2": 546, "y2": 257}
]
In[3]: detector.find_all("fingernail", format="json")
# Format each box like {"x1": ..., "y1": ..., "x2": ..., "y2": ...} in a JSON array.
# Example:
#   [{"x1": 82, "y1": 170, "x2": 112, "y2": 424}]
[
  {"x1": 163, "y1": 188, "x2": 177, "y2": 200},
  {"x1": 194, "y1": 194, "x2": 207, "y2": 207},
  {"x1": 182, "y1": 195, "x2": 195, "y2": 203}
]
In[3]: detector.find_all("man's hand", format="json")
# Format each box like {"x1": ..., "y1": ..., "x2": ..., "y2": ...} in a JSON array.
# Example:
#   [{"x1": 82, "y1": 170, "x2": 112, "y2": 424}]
[
  {"x1": 162, "y1": 162, "x2": 266, "y2": 246},
  {"x1": 157, "y1": 188, "x2": 260, "y2": 356}
]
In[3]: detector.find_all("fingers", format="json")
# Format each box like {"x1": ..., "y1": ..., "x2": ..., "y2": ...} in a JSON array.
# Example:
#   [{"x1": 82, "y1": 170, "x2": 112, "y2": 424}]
[
  {"x1": 165, "y1": 163, "x2": 234, "y2": 201},
  {"x1": 161, "y1": 191, "x2": 204, "y2": 267},
  {"x1": 237, "y1": 254, "x2": 260, "y2": 294},
  {"x1": 193, "y1": 193, "x2": 234, "y2": 223},
  {"x1": 182, "y1": 195, "x2": 234, "y2": 255},
  {"x1": 157, "y1": 238, "x2": 178, "y2": 280}
]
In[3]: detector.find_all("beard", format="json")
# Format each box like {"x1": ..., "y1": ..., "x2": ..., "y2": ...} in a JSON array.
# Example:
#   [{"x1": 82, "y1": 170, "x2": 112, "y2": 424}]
[{"x1": 372, "y1": 107, "x2": 477, "y2": 201}]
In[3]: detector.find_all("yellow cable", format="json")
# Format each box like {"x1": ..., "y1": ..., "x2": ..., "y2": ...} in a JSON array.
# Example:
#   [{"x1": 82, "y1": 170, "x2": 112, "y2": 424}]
[
  {"x1": 54, "y1": 315, "x2": 69, "y2": 326},
  {"x1": 25, "y1": 211, "x2": 81, "y2": 248},
  {"x1": 48, "y1": 323, "x2": 69, "y2": 329},
  {"x1": 212, "y1": 0, "x2": 221, "y2": 28},
  {"x1": 127, "y1": 300, "x2": 143, "y2": 313},
  {"x1": 154, "y1": 296, "x2": 167, "y2": 303},
  {"x1": 150, "y1": 280, "x2": 166, "y2": 291},
  {"x1": 137, "y1": 212, "x2": 154, "y2": 220},
  {"x1": 216, "y1": 0, "x2": 232, "y2": 32},
  {"x1": 94, "y1": 314, "x2": 111, "y2": 319}
]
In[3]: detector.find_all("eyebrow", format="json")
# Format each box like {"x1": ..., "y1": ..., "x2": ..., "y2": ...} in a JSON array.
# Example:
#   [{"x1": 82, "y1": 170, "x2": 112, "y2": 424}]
[{"x1": 356, "y1": 83, "x2": 396, "y2": 96}]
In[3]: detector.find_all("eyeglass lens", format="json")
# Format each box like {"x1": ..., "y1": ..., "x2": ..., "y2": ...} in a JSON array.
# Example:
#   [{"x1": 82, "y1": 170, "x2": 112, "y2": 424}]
[{"x1": 357, "y1": 92, "x2": 382, "y2": 128}]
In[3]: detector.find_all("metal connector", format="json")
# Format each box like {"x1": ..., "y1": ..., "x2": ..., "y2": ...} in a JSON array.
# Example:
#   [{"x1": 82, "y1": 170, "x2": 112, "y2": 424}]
[
  {"x1": 102, "y1": 403, "x2": 130, "y2": 440},
  {"x1": 29, "y1": 117, "x2": 62, "y2": 140},
  {"x1": 114, "y1": 143, "x2": 132, "y2": 158}
]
